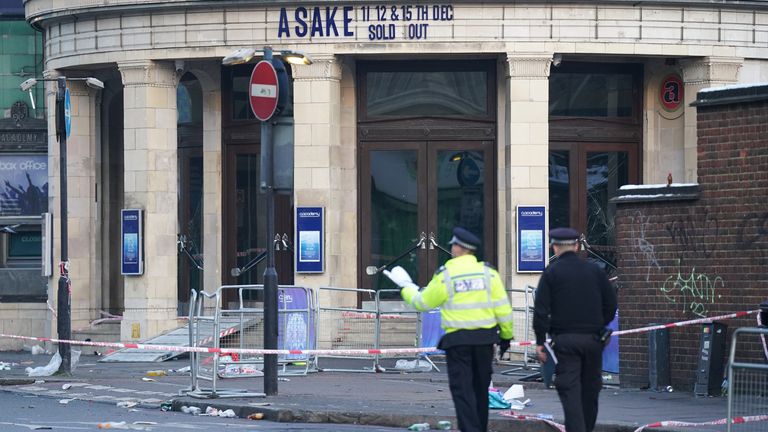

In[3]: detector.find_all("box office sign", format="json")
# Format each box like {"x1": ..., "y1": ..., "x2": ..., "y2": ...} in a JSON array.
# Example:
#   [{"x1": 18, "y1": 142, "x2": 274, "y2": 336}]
[
  {"x1": 296, "y1": 207, "x2": 324, "y2": 273},
  {"x1": 516, "y1": 205, "x2": 546, "y2": 273},
  {"x1": 121, "y1": 209, "x2": 144, "y2": 276},
  {"x1": 277, "y1": 5, "x2": 454, "y2": 41},
  {"x1": 0, "y1": 155, "x2": 47, "y2": 217}
]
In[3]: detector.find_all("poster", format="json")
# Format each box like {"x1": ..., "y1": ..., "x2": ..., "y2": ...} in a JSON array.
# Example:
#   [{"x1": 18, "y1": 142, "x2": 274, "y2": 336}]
[
  {"x1": 295, "y1": 207, "x2": 324, "y2": 273},
  {"x1": 121, "y1": 209, "x2": 143, "y2": 275},
  {"x1": 516, "y1": 206, "x2": 546, "y2": 272},
  {"x1": 278, "y1": 287, "x2": 315, "y2": 360},
  {"x1": 0, "y1": 155, "x2": 48, "y2": 217}
]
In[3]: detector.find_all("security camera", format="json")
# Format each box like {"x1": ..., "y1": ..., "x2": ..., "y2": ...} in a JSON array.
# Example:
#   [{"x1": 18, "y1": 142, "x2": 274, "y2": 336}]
[
  {"x1": 20, "y1": 78, "x2": 38, "y2": 92},
  {"x1": 552, "y1": 54, "x2": 563, "y2": 68},
  {"x1": 174, "y1": 60, "x2": 185, "y2": 74}
]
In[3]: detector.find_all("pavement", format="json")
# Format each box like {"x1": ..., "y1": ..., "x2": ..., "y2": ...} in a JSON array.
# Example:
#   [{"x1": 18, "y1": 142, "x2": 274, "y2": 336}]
[{"x1": 0, "y1": 351, "x2": 737, "y2": 432}]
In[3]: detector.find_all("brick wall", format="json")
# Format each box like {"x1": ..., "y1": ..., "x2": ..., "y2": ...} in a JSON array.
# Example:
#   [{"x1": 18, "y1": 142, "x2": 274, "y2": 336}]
[{"x1": 615, "y1": 89, "x2": 768, "y2": 390}]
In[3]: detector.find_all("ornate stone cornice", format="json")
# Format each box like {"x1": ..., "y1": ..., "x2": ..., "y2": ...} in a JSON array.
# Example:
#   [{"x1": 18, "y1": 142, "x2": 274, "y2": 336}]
[
  {"x1": 291, "y1": 55, "x2": 342, "y2": 82},
  {"x1": 681, "y1": 56, "x2": 742, "y2": 86},
  {"x1": 118, "y1": 60, "x2": 177, "y2": 88},
  {"x1": 506, "y1": 54, "x2": 552, "y2": 79}
]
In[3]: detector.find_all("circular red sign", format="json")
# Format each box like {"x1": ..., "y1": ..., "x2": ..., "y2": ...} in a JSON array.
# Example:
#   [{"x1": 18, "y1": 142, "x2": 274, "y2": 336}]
[
  {"x1": 659, "y1": 74, "x2": 684, "y2": 112},
  {"x1": 249, "y1": 60, "x2": 279, "y2": 121}
]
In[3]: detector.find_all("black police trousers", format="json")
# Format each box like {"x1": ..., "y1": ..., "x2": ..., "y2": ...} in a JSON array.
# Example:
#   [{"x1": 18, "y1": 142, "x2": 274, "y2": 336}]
[
  {"x1": 445, "y1": 344, "x2": 494, "y2": 432},
  {"x1": 553, "y1": 333, "x2": 604, "y2": 432}
]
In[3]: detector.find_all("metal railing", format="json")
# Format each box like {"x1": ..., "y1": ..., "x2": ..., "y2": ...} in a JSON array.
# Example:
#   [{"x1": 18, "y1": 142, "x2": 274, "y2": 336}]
[
  {"x1": 500, "y1": 285, "x2": 537, "y2": 376},
  {"x1": 727, "y1": 327, "x2": 768, "y2": 431}
]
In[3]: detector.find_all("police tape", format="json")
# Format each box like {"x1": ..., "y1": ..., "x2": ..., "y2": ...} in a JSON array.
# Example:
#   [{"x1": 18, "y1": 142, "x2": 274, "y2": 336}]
[
  {"x1": 498, "y1": 411, "x2": 565, "y2": 432},
  {"x1": 633, "y1": 414, "x2": 768, "y2": 431},
  {"x1": 613, "y1": 310, "x2": 757, "y2": 337},
  {"x1": 0, "y1": 309, "x2": 758, "y2": 357}
]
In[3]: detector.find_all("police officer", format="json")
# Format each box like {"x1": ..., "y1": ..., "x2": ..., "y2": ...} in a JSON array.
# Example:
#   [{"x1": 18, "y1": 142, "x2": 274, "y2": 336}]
[
  {"x1": 384, "y1": 227, "x2": 513, "y2": 432},
  {"x1": 533, "y1": 227, "x2": 617, "y2": 432}
]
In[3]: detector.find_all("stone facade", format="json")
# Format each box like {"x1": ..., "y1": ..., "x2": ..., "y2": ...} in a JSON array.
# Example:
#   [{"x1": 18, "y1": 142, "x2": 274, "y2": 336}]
[{"x1": 2, "y1": 0, "x2": 766, "y2": 354}]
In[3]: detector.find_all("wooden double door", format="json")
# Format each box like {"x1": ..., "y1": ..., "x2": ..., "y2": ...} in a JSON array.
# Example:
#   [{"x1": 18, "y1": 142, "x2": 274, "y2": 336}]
[{"x1": 359, "y1": 140, "x2": 496, "y2": 297}]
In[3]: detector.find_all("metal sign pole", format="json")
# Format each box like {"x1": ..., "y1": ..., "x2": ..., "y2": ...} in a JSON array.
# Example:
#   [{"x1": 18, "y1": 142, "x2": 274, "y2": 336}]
[{"x1": 55, "y1": 76, "x2": 71, "y2": 374}]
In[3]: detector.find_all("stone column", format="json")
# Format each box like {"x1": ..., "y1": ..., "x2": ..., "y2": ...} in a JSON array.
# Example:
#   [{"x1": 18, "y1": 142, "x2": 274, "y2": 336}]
[
  {"x1": 681, "y1": 57, "x2": 742, "y2": 182},
  {"x1": 117, "y1": 60, "x2": 179, "y2": 341},
  {"x1": 65, "y1": 80, "x2": 101, "y2": 327},
  {"x1": 292, "y1": 56, "x2": 355, "y2": 306},
  {"x1": 504, "y1": 53, "x2": 552, "y2": 293}
]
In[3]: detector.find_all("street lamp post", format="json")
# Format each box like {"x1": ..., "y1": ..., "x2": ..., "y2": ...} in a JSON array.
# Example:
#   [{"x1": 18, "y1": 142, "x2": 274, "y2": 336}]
[
  {"x1": 222, "y1": 47, "x2": 310, "y2": 396},
  {"x1": 20, "y1": 75, "x2": 104, "y2": 375}
]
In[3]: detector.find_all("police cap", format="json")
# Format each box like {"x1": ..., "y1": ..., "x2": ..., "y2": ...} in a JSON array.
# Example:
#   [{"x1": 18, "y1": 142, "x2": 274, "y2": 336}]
[
  {"x1": 549, "y1": 227, "x2": 580, "y2": 245},
  {"x1": 448, "y1": 227, "x2": 481, "y2": 251}
]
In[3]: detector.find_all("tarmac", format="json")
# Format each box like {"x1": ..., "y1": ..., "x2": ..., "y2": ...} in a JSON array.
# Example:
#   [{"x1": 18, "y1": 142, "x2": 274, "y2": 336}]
[{"x1": 0, "y1": 350, "x2": 737, "y2": 432}]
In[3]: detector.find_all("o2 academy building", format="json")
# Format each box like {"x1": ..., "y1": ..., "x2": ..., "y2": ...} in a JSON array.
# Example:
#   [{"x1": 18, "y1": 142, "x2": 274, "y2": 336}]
[{"x1": 6, "y1": 0, "x2": 767, "y2": 346}]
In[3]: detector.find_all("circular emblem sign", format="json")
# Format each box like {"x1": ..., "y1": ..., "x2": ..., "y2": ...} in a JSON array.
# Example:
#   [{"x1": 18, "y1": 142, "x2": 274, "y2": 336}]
[
  {"x1": 249, "y1": 60, "x2": 279, "y2": 121},
  {"x1": 659, "y1": 74, "x2": 684, "y2": 112}
]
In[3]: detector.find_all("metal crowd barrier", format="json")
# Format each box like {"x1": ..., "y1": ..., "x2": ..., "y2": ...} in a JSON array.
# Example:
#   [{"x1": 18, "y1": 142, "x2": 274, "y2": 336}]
[
  {"x1": 314, "y1": 287, "x2": 379, "y2": 372},
  {"x1": 500, "y1": 285, "x2": 538, "y2": 376},
  {"x1": 727, "y1": 327, "x2": 768, "y2": 431},
  {"x1": 373, "y1": 289, "x2": 435, "y2": 371},
  {"x1": 182, "y1": 288, "x2": 265, "y2": 399}
]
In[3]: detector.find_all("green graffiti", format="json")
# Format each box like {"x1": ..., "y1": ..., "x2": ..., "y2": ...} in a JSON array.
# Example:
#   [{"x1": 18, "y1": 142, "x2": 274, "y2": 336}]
[{"x1": 660, "y1": 260, "x2": 724, "y2": 317}]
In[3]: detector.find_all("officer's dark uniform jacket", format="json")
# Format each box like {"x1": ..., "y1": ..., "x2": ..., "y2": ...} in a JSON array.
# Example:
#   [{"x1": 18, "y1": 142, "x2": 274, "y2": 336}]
[{"x1": 533, "y1": 251, "x2": 617, "y2": 343}]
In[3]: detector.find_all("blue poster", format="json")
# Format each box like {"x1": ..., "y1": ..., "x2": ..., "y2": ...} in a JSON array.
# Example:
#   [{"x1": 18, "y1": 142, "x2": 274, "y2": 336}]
[
  {"x1": 0, "y1": 155, "x2": 48, "y2": 217},
  {"x1": 516, "y1": 206, "x2": 546, "y2": 272},
  {"x1": 121, "y1": 209, "x2": 143, "y2": 275},
  {"x1": 278, "y1": 287, "x2": 315, "y2": 360},
  {"x1": 295, "y1": 207, "x2": 324, "y2": 273}
]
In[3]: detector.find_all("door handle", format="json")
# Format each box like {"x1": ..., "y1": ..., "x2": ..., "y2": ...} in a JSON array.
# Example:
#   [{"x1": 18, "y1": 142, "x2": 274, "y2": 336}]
[{"x1": 428, "y1": 232, "x2": 452, "y2": 256}]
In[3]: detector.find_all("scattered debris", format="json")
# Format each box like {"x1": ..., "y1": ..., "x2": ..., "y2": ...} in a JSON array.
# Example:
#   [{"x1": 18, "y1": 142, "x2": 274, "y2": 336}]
[
  {"x1": 145, "y1": 370, "x2": 166, "y2": 377},
  {"x1": 0, "y1": 361, "x2": 15, "y2": 371},
  {"x1": 30, "y1": 345, "x2": 46, "y2": 355},
  {"x1": 61, "y1": 383, "x2": 72, "y2": 390},
  {"x1": 248, "y1": 402, "x2": 271, "y2": 407},
  {"x1": 278, "y1": 377, "x2": 290, "y2": 382},
  {"x1": 437, "y1": 420, "x2": 452, "y2": 430},
  {"x1": 25, "y1": 352, "x2": 61, "y2": 377},
  {"x1": 117, "y1": 401, "x2": 138, "y2": 409},
  {"x1": 407, "y1": 423, "x2": 431, "y2": 431},
  {"x1": 394, "y1": 359, "x2": 432, "y2": 372},
  {"x1": 141, "y1": 377, "x2": 155, "y2": 382},
  {"x1": 247, "y1": 413, "x2": 264, "y2": 420},
  {"x1": 58, "y1": 398, "x2": 75, "y2": 405},
  {"x1": 204, "y1": 406, "x2": 236, "y2": 418},
  {"x1": 159, "y1": 402, "x2": 173, "y2": 412},
  {"x1": 180, "y1": 405, "x2": 202, "y2": 415}
]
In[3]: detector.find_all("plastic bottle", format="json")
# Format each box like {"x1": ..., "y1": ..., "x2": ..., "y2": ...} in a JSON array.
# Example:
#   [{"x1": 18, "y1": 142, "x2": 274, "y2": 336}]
[
  {"x1": 97, "y1": 422, "x2": 128, "y2": 429},
  {"x1": 407, "y1": 423, "x2": 431, "y2": 431},
  {"x1": 437, "y1": 420, "x2": 452, "y2": 430}
]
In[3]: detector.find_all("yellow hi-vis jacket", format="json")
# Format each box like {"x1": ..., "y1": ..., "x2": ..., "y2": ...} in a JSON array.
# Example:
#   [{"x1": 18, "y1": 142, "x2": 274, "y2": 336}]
[{"x1": 401, "y1": 254, "x2": 514, "y2": 340}]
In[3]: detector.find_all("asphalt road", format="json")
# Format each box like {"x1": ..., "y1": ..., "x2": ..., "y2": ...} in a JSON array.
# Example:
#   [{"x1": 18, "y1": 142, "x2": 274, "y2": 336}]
[{"x1": 0, "y1": 391, "x2": 404, "y2": 431}]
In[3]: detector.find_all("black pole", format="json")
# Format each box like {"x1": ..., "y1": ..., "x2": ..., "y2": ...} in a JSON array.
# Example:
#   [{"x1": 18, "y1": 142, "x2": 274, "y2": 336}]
[
  {"x1": 261, "y1": 47, "x2": 278, "y2": 396},
  {"x1": 55, "y1": 76, "x2": 71, "y2": 375}
]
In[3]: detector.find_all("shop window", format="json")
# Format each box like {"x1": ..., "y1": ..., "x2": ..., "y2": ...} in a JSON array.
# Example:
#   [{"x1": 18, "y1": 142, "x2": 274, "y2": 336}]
[{"x1": 0, "y1": 154, "x2": 48, "y2": 217}]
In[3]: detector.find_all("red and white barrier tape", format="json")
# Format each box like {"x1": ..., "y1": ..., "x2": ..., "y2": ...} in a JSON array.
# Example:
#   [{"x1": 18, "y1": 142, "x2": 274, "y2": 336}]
[
  {"x1": 613, "y1": 310, "x2": 758, "y2": 337},
  {"x1": 499, "y1": 411, "x2": 565, "y2": 432},
  {"x1": 0, "y1": 309, "x2": 757, "y2": 356},
  {"x1": 634, "y1": 414, "x2": 768, "y2": 431}
]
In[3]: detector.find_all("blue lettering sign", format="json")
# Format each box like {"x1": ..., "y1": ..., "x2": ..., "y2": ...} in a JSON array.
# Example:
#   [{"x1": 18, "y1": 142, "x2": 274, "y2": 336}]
[{"x1": 276, "y1": 4, "x2": 453, "y2": 40}]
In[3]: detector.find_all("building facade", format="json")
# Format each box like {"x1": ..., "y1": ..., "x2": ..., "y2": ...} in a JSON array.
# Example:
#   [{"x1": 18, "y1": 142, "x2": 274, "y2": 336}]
[
  {"x1": 5, "y1": 0, "x2": 768, "y2": 348},
  {"x1": 0, "y1": 0, "x2": 47, "y2": 340}
]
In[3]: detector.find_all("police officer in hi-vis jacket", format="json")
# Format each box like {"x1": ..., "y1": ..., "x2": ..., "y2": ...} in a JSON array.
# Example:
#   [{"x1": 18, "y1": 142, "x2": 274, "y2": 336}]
[{"x1": 385, "y1": 227, "x2": 514, "y2": 432}]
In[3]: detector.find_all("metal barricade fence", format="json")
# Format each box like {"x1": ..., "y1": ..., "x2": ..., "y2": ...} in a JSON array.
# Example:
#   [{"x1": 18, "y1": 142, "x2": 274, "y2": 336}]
[
  {"x1": 182, "y1": 288, "x2": 265, "y2": 399},
  {"x1": 727, "y1": 327, "x2": 768, "y2": 431},
  {"x1": 214, "y1": 285, "x2": 314, "y2": 378},
  {"x1": 500, "y1": 285, "x2": 537, "y2": 376},
  {"x1": 314, "y1": 287, "x2": 379, "y2": 372},
  {"x1": 373, "y1": 289, "x2": 430, "y2": 371}
]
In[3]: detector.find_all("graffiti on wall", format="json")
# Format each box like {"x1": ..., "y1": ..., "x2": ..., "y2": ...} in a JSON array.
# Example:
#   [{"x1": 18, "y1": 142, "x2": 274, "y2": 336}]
[
  {"x1": 660, "y1": 259, "x2": 723, "y2": 317},
  {"x1": 629, "y1": 211, "x2": 661, "y2": 281},
  {"x1": 737, "y1": 212, "x2": 768, "y2": 267}
]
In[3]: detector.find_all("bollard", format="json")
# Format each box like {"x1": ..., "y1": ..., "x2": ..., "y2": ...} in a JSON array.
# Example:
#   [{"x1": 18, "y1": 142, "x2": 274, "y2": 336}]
[{"x1": 648, "y1": 325, "x2": 671, "y2": 391}]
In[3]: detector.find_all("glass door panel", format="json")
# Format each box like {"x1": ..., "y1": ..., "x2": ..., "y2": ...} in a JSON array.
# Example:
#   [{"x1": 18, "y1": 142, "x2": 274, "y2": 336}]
[
  {"x1": 548, "y1": 150, "x2": 571, "y2": 231},
  {"x1": 433, "y1": 145, "x2": 490, "y2": 266},
  {"x1": 234, "y1": 152, "x2": 267, "y2": 286},
  {"x1": 585, "y1": 151, "x2": 629, "y2": 269},
  {"x1": 362, "y1": 145, "x2": 425, "y2": 298}
]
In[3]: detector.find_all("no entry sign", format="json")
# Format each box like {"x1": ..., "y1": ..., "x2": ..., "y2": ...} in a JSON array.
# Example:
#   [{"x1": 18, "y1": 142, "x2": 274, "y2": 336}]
[{"x1": 249, "y1": 60, "x2": 279, "y2": 121}]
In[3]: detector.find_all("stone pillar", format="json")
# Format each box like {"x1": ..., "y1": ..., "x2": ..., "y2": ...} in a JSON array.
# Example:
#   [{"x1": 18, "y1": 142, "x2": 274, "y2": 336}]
[
  {"x1": 187, "y1": 62, "x2": 223, "y2": 293},
  {"x1": 292, "y1": 56, "x2": 355, "y2": 305},
  {"x1": 118, "y1": 60, "x2": 179, "y2": 341},
  {"x1": 65, "y1": 80, "x2": 101, "y2": 327},
  {"x1": 504, "y1": 53, "x2": 552, "y2": 293},
  {"x1": 41, "y1": 71, "x2": 101, "y2": 337},
  {"x1": 681, "y1": 57, "x2": 742, "y2": 182}
]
